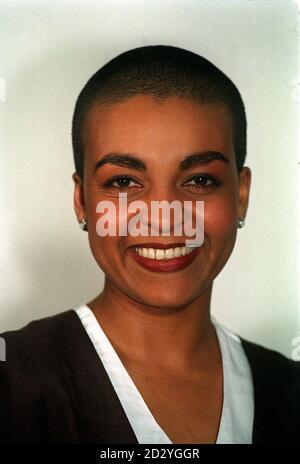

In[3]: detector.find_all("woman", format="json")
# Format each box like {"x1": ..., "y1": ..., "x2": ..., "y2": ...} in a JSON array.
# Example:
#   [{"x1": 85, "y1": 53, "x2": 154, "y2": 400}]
[{"x1": 0, "y1": 45, "x2": 299, "y2": 444}]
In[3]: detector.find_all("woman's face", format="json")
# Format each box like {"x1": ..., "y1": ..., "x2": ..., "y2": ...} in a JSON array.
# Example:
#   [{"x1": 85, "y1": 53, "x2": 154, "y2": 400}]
[{"x1": 73, "y1": 95, "x2": 251, "y2": 308}]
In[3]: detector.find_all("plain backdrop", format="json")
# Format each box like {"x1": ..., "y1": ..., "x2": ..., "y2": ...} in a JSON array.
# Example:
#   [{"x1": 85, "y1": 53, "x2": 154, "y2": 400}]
[{"x1": 0, "y1": 0, "x2": 299, "y2": 357}]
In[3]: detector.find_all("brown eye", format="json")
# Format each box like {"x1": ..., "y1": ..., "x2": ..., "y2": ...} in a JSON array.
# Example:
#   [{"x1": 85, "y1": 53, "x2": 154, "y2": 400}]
[
  {"x1": 183, "y1": 174, "x2": 222, "y2": 191},
  {"x1": 193, "y1": 176, "x2": 213, "y2": 187},
  {"x1": 104, "y1": 175, "x2": 141, "y2": 190}
]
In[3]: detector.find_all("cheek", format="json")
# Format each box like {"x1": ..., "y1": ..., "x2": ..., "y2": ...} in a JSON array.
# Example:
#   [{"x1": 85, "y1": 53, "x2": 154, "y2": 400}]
[
  {"x1": 203, "y1": 196, "x2": 238, "y2": 239},
  {"x1": 88, "y1": 233, "x2": 123, "y2": 277},
  {"x1": 86, "y1": 198, "x2": 127, "y2": 269}
]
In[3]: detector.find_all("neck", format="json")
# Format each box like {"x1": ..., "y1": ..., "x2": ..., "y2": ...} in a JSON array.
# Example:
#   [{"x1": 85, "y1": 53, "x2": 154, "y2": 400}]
[{"x1": 88, "y1": 279, "x2": 219, "y2": 376}]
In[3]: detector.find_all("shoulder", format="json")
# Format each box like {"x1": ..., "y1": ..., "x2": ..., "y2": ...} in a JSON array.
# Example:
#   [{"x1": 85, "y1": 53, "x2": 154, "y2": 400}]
[
  {"x1": 0, "y1": 308, "x2": 77, "y2": 340},
  {"x1": 214, "y1": 319, "x2": 300, "y2": 377},
  {"x1": 0, "y1": 309, "x2": 82, "y2": 393},
  {"x1": 214, "y1": 320, "x2": 300, "y2": 442},
  {"x1": 240, "y1": 337, "x2": 300, "y2": 443},
  {"x1": 240, "y1": 336, "x2": 300, "y2": 380},
  {"x1": 0, "y1": 309, "x2": 78, "y2": 368},
  {"x1": 0, "y1": 309, "x2": 85, "y2": 443}
]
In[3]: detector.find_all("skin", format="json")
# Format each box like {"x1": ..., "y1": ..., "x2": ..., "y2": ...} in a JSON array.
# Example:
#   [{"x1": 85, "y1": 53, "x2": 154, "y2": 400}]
[{"x1": 72, "y1": 94, "x2": 251, "y2": 443}]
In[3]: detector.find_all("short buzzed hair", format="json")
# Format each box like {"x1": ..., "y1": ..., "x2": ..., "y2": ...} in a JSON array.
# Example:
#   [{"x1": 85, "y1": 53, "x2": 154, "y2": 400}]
[{"x1": 72, "y1": 45, "x2": 247, "y2": 178}]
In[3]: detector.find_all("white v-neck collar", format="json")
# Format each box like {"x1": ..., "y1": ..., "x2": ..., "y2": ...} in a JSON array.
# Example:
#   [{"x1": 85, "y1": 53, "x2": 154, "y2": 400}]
[{"x1": 74, "y1": 304, "x2": 254, "y2": 444}]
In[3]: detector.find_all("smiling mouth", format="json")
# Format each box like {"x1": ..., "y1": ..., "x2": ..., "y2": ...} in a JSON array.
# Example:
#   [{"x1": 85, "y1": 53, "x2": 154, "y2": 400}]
[
  {"x1": 134, "y1": 245, "x2": 195, "y2": 260},
  {"x1": 128, "y1": 243, "x2": 201, "y2": 272}
]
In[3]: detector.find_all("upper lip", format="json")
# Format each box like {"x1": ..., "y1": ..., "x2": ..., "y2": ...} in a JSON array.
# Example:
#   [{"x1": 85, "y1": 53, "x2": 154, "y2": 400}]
[{"x1": 129, "y1": 242, "x2": 192, "y2": 250}]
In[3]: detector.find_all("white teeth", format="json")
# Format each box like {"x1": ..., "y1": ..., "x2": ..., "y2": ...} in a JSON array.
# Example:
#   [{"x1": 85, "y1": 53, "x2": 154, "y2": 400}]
[
  {"x1": 142, "y1": 248, "x2": 148, "y2": 258},
  {"x1": 174, "y1": 247, "x2": 181, "y2": 257},
  {"x1": 155, "y1": 249, "x2": 165, "y2": 260},
  {"x1": 148, "y1": 248, "x2": 156, "y2": 259},
  {"x1": 134, "y1": 246, "x2": 197, "y2": 260},
  {"x1": 165, "y1": 248, "x2": 174, "y2": 259}
]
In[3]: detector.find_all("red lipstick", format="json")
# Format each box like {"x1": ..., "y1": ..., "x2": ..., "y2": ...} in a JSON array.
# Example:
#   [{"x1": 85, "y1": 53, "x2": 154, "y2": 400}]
[
  {"x1": 130, "y1": 242, "x2": 187, "y2": 249},
  {"x1": 128, "y1": 244, "x2": 201, "y2": 273}
]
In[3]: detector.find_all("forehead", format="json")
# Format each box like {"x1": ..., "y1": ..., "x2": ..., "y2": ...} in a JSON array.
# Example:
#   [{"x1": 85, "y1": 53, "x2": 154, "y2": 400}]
[{"x1": 83, "y1": 95, "x2": 235, "y2": 163}]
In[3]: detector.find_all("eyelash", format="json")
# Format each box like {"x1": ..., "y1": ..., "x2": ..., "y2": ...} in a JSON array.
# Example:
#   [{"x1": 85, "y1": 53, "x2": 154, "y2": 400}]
[
  {"x1": 182, "y1": 174, "x2": 222, "y2": 190},
  {"x1": 103, "y1": 176, "x2": 142, "y2": 190},
  {"x1": 103, "y1": 174, "x2": 222, "y2": 191}
]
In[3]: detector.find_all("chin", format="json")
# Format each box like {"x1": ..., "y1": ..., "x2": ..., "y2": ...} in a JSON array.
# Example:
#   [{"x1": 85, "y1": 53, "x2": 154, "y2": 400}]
[{"x1": 131, "y1": 286, "x2": 197, "y2": 310}]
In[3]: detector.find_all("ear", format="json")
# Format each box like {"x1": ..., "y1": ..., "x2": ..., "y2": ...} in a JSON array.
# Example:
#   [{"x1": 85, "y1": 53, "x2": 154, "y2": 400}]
[
  {"x1": 72, "y1": 172, "x2": 86, "y2": 222},
  {"x1": 237, "y1": 167, "x2": 251, "y2": 220}
]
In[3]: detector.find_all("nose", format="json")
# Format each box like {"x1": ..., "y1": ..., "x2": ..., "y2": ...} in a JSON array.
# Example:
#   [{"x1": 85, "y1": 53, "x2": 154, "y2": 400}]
[
  {"x1": 138, "y1": 192, "x2": 204, "y2": 246},
  {"x1": 131, "y1": 179, "x2": 184, "y2": 236},
  {"x1": 140, "y1": 198, "x2": 183, "y2": 236},
  {"x1": 120, "y1": 183, "x2": 204, "y2": 245}
]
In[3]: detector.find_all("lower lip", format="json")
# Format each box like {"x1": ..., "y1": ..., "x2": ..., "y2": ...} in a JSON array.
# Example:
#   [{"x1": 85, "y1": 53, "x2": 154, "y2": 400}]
[{"x1": 128, "y1": 247, "x2": 201, "y2": 273}]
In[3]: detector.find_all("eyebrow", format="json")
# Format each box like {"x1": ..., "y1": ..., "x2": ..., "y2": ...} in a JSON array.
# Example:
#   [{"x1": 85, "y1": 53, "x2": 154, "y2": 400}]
[
  {"x1": 180, "y1": 151, "x2": 229, "y2": 170},
  {"x1": 93, "y1": 150, "x2": 229, "y2": 174}
]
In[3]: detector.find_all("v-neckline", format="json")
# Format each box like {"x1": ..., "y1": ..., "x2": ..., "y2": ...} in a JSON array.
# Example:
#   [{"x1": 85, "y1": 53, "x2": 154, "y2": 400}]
[{"x1": 73, "y1": 304, "x2": 230, "y2": 444}]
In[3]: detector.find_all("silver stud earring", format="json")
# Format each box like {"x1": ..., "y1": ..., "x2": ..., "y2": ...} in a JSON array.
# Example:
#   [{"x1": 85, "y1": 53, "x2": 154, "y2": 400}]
[
  {"x1": 237, "y1": 218, "x2": 245, "y2": 229},
  {"x1": 79, "y1": 219, "x2": 88, "y2": 231}
]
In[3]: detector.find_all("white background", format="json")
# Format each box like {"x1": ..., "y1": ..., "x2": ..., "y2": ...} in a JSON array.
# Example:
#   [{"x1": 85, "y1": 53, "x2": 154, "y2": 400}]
[{"x1": 0, "y1": 0, "x2": 299, "y2": 357}]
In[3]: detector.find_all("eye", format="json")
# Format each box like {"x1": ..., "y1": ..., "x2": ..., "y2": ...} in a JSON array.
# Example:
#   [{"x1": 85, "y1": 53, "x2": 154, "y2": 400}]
[
  {"x1": 103, "y1": 175, "x2": 142, "y2": 190},
  {"x1": 182, "y1": 174, "x2": 222, "y2": 191}
]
